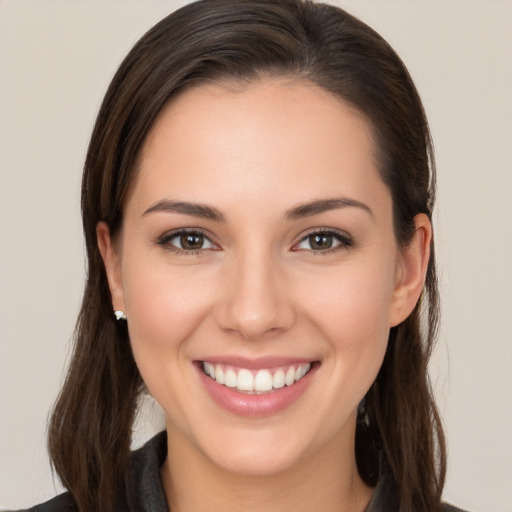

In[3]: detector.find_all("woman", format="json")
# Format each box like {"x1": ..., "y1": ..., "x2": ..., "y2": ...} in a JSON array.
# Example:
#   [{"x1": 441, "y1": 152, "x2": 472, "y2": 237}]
[{"x1": 18, "y1": 1, "x2": 465, "y2": 511}]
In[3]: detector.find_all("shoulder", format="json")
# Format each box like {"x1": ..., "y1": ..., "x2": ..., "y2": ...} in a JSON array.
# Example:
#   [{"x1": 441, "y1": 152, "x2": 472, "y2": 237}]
[{"x1": 7, "y1": 492, "x2": 77, "y2": 512}]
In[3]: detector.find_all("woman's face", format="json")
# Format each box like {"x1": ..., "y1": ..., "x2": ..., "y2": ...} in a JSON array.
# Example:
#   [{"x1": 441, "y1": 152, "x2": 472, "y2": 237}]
[{"x1": 99, "y1": 79, "x2": 428, "y2": 476}]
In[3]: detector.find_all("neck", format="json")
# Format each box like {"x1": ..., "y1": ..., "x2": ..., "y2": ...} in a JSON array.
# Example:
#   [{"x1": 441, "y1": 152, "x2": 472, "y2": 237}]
[{"x1": 160, "y1": 424, "x2": 373, "y2": 512}]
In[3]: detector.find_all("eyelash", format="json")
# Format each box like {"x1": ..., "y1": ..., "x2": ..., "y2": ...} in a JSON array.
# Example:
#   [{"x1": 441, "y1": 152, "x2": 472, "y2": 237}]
[
  {"x1": 156, "y1": 229, "x2": 218, "y2": 256},
  {"x1": 156, "y1": 228, "x2": 354, "y2": 256},
  {"x1": 293, "y1": 228, "x2": 354, "y2": 255}
]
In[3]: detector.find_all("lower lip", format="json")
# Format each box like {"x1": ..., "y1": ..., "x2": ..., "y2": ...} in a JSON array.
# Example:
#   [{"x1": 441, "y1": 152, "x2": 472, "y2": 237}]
[{"x1": 196, "y1": 363, "x2": 317, "y2": 417}]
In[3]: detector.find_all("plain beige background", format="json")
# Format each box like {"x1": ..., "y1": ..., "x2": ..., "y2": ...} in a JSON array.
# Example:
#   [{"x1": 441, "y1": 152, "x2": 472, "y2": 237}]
[{"x1": 1, "y1": 1, "x2": 511, "y2": 510}]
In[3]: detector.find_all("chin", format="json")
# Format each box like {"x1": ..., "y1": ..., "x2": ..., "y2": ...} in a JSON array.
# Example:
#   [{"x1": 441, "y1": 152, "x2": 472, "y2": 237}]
[
  {"x1": 187, "y1": 417, "x2": 337, "y2": 477},
  {"x1": 206, "y1": 440, "x2": 306, "y2": 476}
]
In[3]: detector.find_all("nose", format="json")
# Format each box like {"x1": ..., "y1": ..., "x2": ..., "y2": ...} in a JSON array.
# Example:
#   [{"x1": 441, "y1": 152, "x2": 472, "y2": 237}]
[{"x1": 215, "y1": 248, "x2": 296, "y2": 341}]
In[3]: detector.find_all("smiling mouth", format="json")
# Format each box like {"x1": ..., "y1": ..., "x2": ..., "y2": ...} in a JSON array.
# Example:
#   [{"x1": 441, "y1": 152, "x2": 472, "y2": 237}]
[{"x1": 201, "y1": 361, "x2": 314, "y2": 394}]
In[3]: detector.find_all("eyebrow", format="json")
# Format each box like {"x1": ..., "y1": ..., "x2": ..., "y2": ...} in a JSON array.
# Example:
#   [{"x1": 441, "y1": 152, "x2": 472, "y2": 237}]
[
  {"x1": 142, "y1": 197, "x2": 373, "y2": 222},
  {"x1": 142, "y1": 200, "x2": 225, "y2": 221},
  {"x1": 284, "y1": 197, "x2": 373, "y2": 220}
]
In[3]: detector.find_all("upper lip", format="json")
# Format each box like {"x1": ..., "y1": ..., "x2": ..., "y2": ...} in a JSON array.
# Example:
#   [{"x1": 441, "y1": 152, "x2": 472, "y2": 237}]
[{"x1": 195, "y1": 355, "x2": 317, "y2": 370}]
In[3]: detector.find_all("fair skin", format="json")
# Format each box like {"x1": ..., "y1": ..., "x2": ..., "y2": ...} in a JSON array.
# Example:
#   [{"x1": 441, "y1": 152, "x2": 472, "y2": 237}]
[{"x1": 98, "y1": 79, "x2": 431, "y2": 512}]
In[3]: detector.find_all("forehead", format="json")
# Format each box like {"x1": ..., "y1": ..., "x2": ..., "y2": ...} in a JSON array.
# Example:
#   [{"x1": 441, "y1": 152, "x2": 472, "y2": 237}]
[
  {"x1": 143, "y1": 77, "x2": 376, "y2": 158},
  {"x1": 129, "y1": 78, "x2": 387, "y2": 216}
]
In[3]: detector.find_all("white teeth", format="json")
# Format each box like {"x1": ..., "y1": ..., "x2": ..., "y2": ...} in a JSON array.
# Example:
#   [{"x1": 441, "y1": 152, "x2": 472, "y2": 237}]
[
  {"x1": 237, "y1": 369, "x2": 254, "y2": 391},
  {"x1": 224, "y1": 369, "x2": 237, "y2": 388},
  {"x1": 204, "y1": 362, "x2": 215, "y2": 379},
  {"x1": 203, "y1": 362, "x2": 312, "y2": 393},
  {"x1": 272, "y1": 369, "x2": 285, "y2": 389},
  {"x1": 254, "y1": 370, "x2": 273, "y2": 392},
  {"x1": 300, "y1": 363, "x2": 311, "y2": 378},
  {"x1": 215, "y1": 366, "x2": 225, "y2": 385},
  {"x1": 285, "y1": 367, "x2": 295, "y2": 386}
]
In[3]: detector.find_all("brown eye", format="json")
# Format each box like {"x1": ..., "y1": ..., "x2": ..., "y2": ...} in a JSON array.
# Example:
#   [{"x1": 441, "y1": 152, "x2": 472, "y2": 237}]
[
  {"x1": 309, "y1": 234, "x2": 334, "y2": 250},
  {"x1": 294, "y1": 230, "x2": 352, "y2": 252},
  {"x1": 180, "y1": 233, "x2": 205, "y2": 250},
  {"x1": 160, "y1": 230, "x2": 216, "y2": 252}
]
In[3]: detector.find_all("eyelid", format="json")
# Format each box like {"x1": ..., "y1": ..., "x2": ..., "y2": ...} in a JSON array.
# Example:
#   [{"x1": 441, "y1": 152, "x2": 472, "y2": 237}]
[
  {"x1": 156, "y1": 228, "x2": 220, "y2": 254},
  {"x1": 291, "y1": 227, "x2": 354, "y2": 253},
  {"x1": 155, "y1": 226, "x2": 353, "y2": 255}
]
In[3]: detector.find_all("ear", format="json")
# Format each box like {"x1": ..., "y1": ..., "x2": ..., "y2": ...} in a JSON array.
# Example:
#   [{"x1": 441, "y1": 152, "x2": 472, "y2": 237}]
[
  {"x1": 96, "y1": 222, "x2": 125, "y2": 313},
  {"x1": 389, "y1": 214, "x2": 432, "y2": 327}
]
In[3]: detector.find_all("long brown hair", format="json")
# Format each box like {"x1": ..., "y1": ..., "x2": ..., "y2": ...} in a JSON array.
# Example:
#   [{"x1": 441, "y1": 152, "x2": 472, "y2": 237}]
[{"x1": 48, "y1": 1, "x2": 445, "y2": 510}]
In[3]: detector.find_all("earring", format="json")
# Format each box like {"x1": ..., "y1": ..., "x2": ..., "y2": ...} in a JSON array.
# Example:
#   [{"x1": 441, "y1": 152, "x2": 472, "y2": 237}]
[{"x1": 114, "y1": 310, "x2": 127, "y2": 321}]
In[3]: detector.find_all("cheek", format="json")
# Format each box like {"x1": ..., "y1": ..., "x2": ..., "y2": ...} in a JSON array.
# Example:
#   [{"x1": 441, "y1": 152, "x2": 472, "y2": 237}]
[
  {"x1": 120, "y1": 257, "x2": 218, "y2": 376},
  {"x1": 301, "y1": 262, "x2": 396, "y2": 350},
  {"x1": 297, "y1": 258, "x2": 396, "y2": 409},
  {"x1": 319, "y1": 278, "x2": 391, "y2": 389}
]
